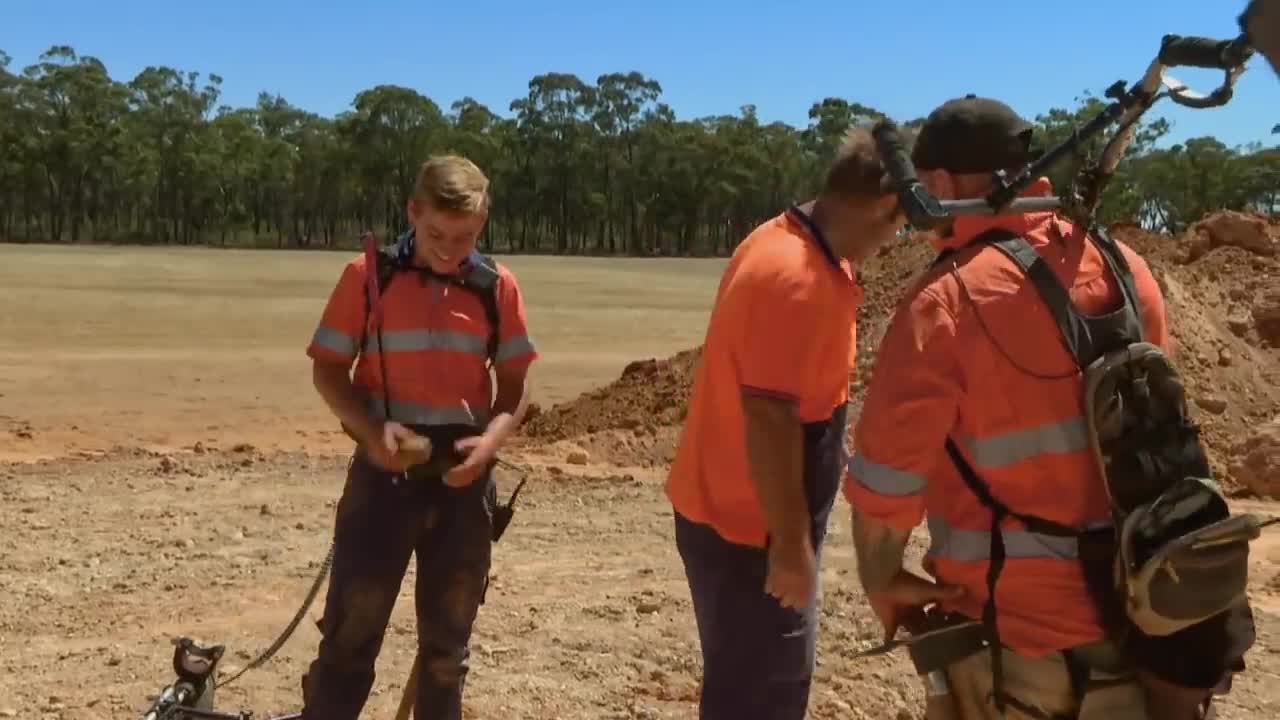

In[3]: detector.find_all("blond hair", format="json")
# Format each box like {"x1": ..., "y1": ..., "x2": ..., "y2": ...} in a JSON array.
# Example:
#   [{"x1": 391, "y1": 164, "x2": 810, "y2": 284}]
[
  {"x1": 413, "y1": 154, "x2": 490, "y2": 214},
  {"x1": 822, "y1": 127, "x2": 892, "y2": 199}
]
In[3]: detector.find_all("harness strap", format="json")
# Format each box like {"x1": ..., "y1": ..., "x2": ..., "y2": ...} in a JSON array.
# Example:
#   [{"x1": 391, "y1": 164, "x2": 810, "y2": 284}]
[
  {"x1": 1087, "y1": 223, "x2": 1144, "y2": 335},
  {"x1": 945, "y1": 438, "x2": 1077, "y2": 715},
  {"x1": 361, "y1": 237, "x2": 503, "y2": 369}
]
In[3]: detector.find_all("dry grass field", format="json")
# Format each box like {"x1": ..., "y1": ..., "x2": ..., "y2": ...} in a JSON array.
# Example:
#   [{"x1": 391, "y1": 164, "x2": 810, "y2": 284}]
[
  {"x1": 1, "y1": 243, "x2": 1277, "y2": 720},
  {"x1": 0, "y1": 243, "x2": 726, "y2": 462}
]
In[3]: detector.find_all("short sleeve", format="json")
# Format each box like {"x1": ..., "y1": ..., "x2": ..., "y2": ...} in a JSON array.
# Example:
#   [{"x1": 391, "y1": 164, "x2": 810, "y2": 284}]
[
  {"x1": 735, "y1": 271, "x2": 830, "y2": 404},
  {"x1": 493, "y1": 266, "x2": 538, "y2": 370},
  {"x1": 306, "y1": 257, "x2": 367, "y2": 366}
]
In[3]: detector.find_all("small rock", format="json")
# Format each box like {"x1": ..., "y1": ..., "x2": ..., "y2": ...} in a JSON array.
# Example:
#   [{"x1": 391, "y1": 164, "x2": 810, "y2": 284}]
[
  {"x1": 193, "y1": 441, "x2": 206, "y2": 454},
  {"x1": 566, "y1": 449, "x2": 590, "y2": 465},
  {"x1": 636, "y1": 602, "x2": 662, "y2": 615},
  {"x1": 1218, "y1": 349, "x2": 1233, "y2": 367},
  {"x1": 1196, "y1": 396, "x2": 1229, "y2": 415},
  {"x1": 548, "y1": 466, "x2": 564, "y2": 476},
  {"x1": 1187, "y1": 211, "x2": 1277, "y2": 259},
  {"x1": 1227, "y1": 314, "x2": 1252, "y2": 336},
  {"x1": 259, "y1": 504, "x2": 272, "y2": 516},
  {"x1": 896, "y1": 707, "x2": 915, "y2": 720},
  {"x1": 0, "y1": 708, "x2": 16, "y2": 717}
]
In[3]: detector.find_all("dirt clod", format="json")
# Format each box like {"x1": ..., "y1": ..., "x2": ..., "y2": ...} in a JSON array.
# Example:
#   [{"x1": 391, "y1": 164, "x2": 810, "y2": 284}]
[
  {"x1": 1231, "y1": 418, "x2": 1280, "y2": 499},
  {"x1": 1186, "y1": 210, "x2": 1278, "y2": 259},
  {"x1": 1256, "y1": 287, "x2": 1280, "y2": 347},
  {"x1": 1196, "y1": 396, "x2": 1229, "y2": 415}
]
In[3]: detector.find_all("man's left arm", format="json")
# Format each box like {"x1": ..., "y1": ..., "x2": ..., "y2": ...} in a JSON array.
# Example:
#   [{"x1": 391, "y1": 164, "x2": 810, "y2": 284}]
[
  {"x1": 844, "y1": 286, "x2": 964, "y2": 628},
  {"x1": 485, "y1": 269, "x2": 538, "y2": 448}
]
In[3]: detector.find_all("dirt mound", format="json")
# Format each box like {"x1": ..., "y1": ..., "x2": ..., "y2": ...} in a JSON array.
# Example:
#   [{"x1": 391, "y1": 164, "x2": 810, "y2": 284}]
[
  {"x1": 520, "y1": 348, "x2": 702, "y2": 442},
  {"x1": 516, "y1": 349, "x2": 703, "y2": 467}
]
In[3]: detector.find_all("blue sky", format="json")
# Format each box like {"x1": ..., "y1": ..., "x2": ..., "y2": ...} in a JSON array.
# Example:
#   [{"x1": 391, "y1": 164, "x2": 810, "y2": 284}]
[{"x1": 4, "y1": 1, "x2": 1275, "y2": 149}]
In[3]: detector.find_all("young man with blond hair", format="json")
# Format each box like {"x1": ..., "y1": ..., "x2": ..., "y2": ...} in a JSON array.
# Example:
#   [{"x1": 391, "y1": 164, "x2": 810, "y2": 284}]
[
  {"x1": 300, "y1": 154, "x2": 537, "y2": 720},
  {"x1": 665, "y1": 127, "x2": 912, "y2": 719}
]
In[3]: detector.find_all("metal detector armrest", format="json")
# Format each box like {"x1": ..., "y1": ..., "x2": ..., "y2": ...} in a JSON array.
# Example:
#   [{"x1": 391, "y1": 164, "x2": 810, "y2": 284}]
[
  {"x1": 1157, "y1": 33, "x2": 1254, "y2": 109},
  {"x1": 871, "y1": 121, "x2": 950, "y2": 230},
  {"x1": 1159, "y1": 33, "x2": 1253, "y2": 69}
]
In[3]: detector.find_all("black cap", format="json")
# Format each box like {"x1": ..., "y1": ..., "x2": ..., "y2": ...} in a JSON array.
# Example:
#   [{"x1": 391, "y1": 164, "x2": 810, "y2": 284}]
[{"x1": 911, "y1": 95, "x2": 1035, "y2": 173}]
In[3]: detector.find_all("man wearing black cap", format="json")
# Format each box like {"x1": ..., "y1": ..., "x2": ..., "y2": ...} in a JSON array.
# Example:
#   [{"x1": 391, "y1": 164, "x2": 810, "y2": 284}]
[
  {"x1": 842, "y1": 95, "x2": 1181, "y2": 719},
  {"x1": 907, "y1": 94, "x2": 1037, "y2": 194}
]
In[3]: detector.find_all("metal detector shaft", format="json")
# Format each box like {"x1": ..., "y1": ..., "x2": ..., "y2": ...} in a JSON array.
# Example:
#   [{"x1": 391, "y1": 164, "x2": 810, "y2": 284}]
[
  {"x1": 874, "y1": 30, "x2": 1254, "y2": 231},
  {"x1": 937, "y1": 196, "x2": 1064, "y2": 215}
]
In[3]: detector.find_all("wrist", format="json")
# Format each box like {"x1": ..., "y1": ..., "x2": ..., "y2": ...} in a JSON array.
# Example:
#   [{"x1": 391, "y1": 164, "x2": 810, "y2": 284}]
[
  {"x1": 863, "y1": 566, "x2": 906, "y2": 595},
  {"x1": 483, "y1": 413, "x2": 515, "y2": 447},
  {"x1": 350, "y1": 415, "x2": 384, "y2": 447}
]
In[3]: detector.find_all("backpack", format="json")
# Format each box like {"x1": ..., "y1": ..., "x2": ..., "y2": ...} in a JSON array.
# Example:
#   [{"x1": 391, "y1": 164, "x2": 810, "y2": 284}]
[{"x1": 933, "y1": 224, "x2": 1273, "y2": 716}]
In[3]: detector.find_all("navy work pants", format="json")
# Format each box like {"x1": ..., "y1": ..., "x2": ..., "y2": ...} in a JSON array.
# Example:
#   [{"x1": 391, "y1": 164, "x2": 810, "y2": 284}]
[
  {"x1": 300, "y1": 449, "x2": 495, "y2": 720},
  {"x1": 675, "y1": 511, "x2": 832, "y2": 720},
  {"x1": 675, "y1": 403, "x2": 846, "y2": 719}
]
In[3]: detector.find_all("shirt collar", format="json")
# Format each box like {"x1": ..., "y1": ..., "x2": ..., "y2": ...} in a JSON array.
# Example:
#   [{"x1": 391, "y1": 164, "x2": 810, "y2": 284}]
[
  {"x1": 785, "y1": 203, "x2": 842, "y2": 270},
  {"x1": 394, "y1": 228, "x2": 476, "y2": 276}
]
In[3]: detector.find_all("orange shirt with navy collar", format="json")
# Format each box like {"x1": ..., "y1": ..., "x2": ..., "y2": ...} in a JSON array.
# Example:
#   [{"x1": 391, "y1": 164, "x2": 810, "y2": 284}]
[
  {"x1": 306, "y1": 251, "x2": 537, "y2": 429},
  {"x1": 666, "y1": 205, "x2": 862, "y2": 548}
]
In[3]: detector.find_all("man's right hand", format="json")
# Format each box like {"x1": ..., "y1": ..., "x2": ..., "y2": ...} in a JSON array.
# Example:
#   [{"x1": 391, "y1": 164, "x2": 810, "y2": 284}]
[
  {"x1": 867, "y1": 569, "x2": 964, "y2": 641},
  {"x1": 361, "y1": 420, "x2": 416, "y2": 472},
  {"x1": 765, "y1": 533, "x2": 818, "y2": 610}
]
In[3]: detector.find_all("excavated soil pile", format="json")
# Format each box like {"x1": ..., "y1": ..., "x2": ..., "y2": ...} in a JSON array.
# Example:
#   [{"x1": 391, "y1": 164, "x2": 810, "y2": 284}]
[
  {"x1": 517, "y1": 348, "x2": 703, "y2": 466},
  {"x1": 522, "y1": 211, "x2": 1279, "y2": 492}
]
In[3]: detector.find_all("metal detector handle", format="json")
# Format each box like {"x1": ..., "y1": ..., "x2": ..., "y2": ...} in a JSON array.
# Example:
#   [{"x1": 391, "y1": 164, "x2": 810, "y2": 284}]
[
  {"x1": 142, "y1": 682, "x2": 194, "y2": 720},
  {"x1": 1158, "y1": 33, "x2": 1255, "y2": 109},
  {"x1": 1159, "y1": 33, "x2": 1253, "y2": 69},
  {"x1": 870, "y1": 120, "x2": 950, "y2": 230}
]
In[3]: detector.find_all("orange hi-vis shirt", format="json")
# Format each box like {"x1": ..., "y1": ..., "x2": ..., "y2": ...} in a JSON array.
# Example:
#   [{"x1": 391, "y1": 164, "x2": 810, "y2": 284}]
[
  {"x1": 843, "y1": 178, "x2": 1169, "y2": 657},
  {"x1": 306, "y1": 251, "x2": 537, "y2": 429},
  {"x1": 667, "y1": 206, "x2": 863, "y2": 548}
]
